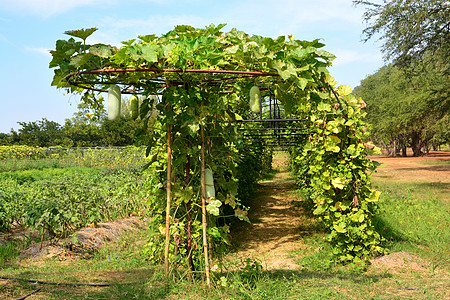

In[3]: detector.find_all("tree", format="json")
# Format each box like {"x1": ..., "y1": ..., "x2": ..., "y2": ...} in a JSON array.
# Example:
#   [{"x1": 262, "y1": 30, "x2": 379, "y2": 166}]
[
  {"x1": 16, "y1": 118, "x2": 65, "y2": 147},
  {"x1": 354, "y1": 59, "x2": 449, "y2": 156},
  {"x1": 354, "y1": 0, "x2": 450, "y2": 68}
]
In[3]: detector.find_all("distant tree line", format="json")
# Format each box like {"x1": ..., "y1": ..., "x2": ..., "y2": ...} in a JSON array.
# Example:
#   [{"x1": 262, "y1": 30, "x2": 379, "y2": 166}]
[
  {"x1": 353, "y1": 58, "x2": 449, "y2": 156},
  {"x1": 0, "y1": 98, "x2": 154, "y2": 147}
]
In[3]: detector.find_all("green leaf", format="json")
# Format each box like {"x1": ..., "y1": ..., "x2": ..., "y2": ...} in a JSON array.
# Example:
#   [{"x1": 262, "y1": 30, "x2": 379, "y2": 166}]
[
  {"x1": 89, "y1": 44, "x2": 112, "y2": 58},
  {"x1": 64, "y1": 28, "x2": 98, "y2": 41},
  {"x1": 207, "y1": 227, "x2": 221, "y2": 239},
  {"x1": 317, "y1": 102, "x2": 332, "y2": 111},
  {"x1": 325, "y1": 144, "x2": 340, "y2": 153},
  {"x1": 140, "y1": 44, "x2": 159, "y2": 63},
  {"x1": 206, "y1": 199, "x2": 222, "y2": 216},
  {"x1": 338, "y1": 85, "x2": 352, "y2": 96},
  {"x1": 366, "y1": 190, "x2": 381, "y2": 202},
  {"x1": 138, "y1": 34, "x2": 157, "y2": 43},
  {"x1": 69, "y1": 53, "x2": 93, "y2": 67},
  {"x1": 313, "y1": 204, "x2": 325, "y2": 215},
  {"x1": 331, "y1": 178, "x2": 346, "y2": 189},
  {"x1": 334, "y1": 223, "x2": 347, "y2": 233},
  {"x1": 235, "y1": 207, "x2": 249, "y2": 223}
]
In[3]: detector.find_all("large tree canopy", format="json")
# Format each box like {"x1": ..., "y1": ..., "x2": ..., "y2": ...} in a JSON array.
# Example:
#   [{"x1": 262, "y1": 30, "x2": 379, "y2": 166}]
[
  {"x1": 354, "y1": 0, "x2": 450, "y2": 67},
  {"x1": 354, "y1": 59, "x2": 449, "y2": 156}
]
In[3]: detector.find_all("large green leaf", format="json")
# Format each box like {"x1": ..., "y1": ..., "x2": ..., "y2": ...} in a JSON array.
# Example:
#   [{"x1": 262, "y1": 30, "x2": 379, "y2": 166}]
[
  {"x1": 89, "y1": 44, "x2": 112, "y2": 58},
  {"x1": 64, "y1": 28, "x2": 98, "y2": 41},
  {"x1": 140, "y1": 44, "x2": 159, "y2": 63}
]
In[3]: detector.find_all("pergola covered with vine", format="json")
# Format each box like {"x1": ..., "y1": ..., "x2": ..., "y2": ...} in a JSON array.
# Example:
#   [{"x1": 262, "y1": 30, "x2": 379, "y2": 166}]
[{"x1": 50, "y1": 24, "x2": 384, "y2": 285}]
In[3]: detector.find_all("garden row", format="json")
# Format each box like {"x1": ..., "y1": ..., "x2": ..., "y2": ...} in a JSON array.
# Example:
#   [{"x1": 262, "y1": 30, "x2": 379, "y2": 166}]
[
  {"x1": 0, "y1": 145, "x2": 147, "y2": 172},
  {"x1": 0, "y1": 144, "x2": 271, "y2": 248}
]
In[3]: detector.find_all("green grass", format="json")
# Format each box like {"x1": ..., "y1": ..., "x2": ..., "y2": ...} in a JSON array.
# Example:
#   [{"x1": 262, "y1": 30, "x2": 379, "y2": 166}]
[
  {"x1": 0, "y1": 241, "x2": 19, "y2": 265},
  {"x1": 1, "y1": 154, "x2": 449, "y2": 299},
  {"x1": 372, "y1": 180, "x2": 450, "y2": 269},
  {"x1": 416, "y1": 159, "x2": 450, "y2": 165},
  {"x1": 2, "y1": 230, "x2": 448, "y2": 300},
  {"x1": 2, "y1": 205, "x2": 449, "y2": 300}
]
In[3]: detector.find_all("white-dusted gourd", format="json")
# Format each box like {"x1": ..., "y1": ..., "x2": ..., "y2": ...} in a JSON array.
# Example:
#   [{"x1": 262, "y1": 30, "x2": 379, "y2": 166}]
[
  {"x1": 205, "y1": 168, "x2": 215, "y2": 199},
  {"x1": 108, "y1": 84, "x2": 121, "y2": 121},
  {"x1": 130, "y1": 95, "x2": 139, "y2": 120},
  {"x1": 249, "y1": 85, "x2": 261, "y2": 114}
]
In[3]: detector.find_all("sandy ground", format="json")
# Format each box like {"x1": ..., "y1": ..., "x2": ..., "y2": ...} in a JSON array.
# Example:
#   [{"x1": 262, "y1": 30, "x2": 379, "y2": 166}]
[
  {"x1": 372, "y1": 151, "x2": 450, "y2": 183},
  {"x1": 371, "y1": 151, "x2": 450, "y2": 201},
  {"x1": 226, "y1": 153, "x2": 308, "y2": 271}
]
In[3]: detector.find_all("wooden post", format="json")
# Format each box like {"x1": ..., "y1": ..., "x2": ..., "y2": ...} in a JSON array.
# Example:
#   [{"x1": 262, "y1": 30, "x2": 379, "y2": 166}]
[
  {"x1": 164, "y1": 122, "x2": 172, "y2": 279},
  {"x1": 200, "y1": 124, "x2": 211, "y2": 287}
]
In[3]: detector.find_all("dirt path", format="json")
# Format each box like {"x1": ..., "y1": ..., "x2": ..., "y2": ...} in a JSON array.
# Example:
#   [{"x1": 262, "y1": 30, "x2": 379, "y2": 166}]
[{"x1": 228, "y1": 153, "x2": 309, "y2": 271}]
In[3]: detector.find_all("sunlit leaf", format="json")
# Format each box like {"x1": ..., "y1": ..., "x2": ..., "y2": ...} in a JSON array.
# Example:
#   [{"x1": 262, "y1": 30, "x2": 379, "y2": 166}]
[{"x1": 64, "y1": 28, "x2": 98, "y2": 41}]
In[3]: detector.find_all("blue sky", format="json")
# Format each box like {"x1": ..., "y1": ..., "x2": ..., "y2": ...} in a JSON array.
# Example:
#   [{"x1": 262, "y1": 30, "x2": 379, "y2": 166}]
[{"x1": 0, "y1": 0, "x2": 384, "y2": 134}]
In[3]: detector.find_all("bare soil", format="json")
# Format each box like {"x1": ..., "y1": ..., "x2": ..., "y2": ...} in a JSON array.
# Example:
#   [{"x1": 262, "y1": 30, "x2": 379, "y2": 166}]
[
  {"x1": 16, "y1": 217, "x2": 145, "y2": 261},
  {"x1": 227, "y1": 153, "x2": 309, "y2": 271},
  {"x1": 372, "y1": 151, "x2": 450, "y2": 185}
]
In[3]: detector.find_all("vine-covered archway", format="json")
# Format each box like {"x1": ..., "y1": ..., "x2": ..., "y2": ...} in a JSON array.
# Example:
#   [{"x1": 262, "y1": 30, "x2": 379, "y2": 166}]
[{"x1": 50, "y1": 24, "x2": 384, "y2": 284}]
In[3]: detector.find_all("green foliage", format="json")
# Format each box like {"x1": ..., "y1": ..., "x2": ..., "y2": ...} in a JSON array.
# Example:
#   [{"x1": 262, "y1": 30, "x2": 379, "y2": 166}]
[
  {"x1": 48, "y1": 24, "x2": 382, "y2": 270},
  {"x1": 0, "y1": 146, "x2": 149, "y2": 172},
  {"x1": 289, "y1": 83, "x2": 384, "y2": 265},
  {"x1": 353, "y1": 61, "x2": 450, "y2": 156},
  {"x1": 354, "y1": 0, "x2": 450, "y2": 68},
  {"x1": 0, "y1": 145, "x2": 47, "y2": 160},
  {"x1": 0, "y1": 161, "x2": 149, "y2": 238}
]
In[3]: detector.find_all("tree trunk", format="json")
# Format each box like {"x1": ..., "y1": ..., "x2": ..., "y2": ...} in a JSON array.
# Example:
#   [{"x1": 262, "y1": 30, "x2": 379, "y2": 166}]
[
  {"x1": 402, "y1": 145, "x2": 407, "y2": 157},
  {"x1": 411, "y1": 131, "x2": 423, "y2": 157},
  {"x1": 393, "y1": 139, "x2": 398, "y2": 157}
]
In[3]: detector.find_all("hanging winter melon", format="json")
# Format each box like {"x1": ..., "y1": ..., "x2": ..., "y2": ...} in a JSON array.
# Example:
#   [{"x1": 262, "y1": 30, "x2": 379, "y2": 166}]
[
  {"x1": 249, "y1": 85, "x2": 261, "y2": 114},
  {"x1": 205, "y1": 168, "x2": 215, "y2": 199},
  {"x1": 130, "y1": 95, "x2": 139, "y2": 120},
  {"x1": 108, "y1": 84, "x2": 121, "y2": 121}
]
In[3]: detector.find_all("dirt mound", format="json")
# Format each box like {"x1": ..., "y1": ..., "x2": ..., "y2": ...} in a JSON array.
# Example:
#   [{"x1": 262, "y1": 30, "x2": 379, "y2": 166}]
[
  {"x1": 19, "y1": 217, "x2": 145, "y2": 260},
  {"x1": 370, "y1": 251, "x2": 432, "y2": 274}
]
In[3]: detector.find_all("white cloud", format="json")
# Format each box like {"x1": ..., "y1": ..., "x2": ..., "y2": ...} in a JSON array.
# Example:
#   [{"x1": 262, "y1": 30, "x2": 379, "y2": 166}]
[
  {"x1": 24, "y1": 46, "x2": 52, "y2": 56},
  {"x1": 217, "y1": 0, "x2": 365, "y2": 36},
  {"x1": 0, "y1": 0, "x2": 115, "y2": 18},
  {"x1": 94, "y1": 14, "x2": 211, "y2": 45},
  {"x1": 332, "y1": 49, "x2": 382, "y2": 66}
]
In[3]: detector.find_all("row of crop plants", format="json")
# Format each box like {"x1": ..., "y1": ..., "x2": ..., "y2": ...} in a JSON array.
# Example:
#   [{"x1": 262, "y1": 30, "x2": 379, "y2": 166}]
[
  {"x1": 0, "y1": 145, "x2": 148, "y2": 172},
  {"x1": 0, "y1": 146, "x2": 151, "y2": 241}
]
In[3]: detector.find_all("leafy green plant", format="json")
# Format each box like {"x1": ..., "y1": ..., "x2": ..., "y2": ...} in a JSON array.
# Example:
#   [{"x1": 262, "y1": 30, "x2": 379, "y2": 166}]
[{"x1": 48, "y1": 23, "x2": 383, "y2": 276}]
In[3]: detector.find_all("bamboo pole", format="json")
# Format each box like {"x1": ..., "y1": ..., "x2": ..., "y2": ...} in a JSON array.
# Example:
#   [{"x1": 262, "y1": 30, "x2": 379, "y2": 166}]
[
  {"x1": 186, "y1": 138, "x2": 194, "y2": 280},
  {"x1": 200, "y1": 123, "x2": 211, "y2": 287},
  {"x1": 164, "y1": 122, "x2": 172, "y2": 279}
]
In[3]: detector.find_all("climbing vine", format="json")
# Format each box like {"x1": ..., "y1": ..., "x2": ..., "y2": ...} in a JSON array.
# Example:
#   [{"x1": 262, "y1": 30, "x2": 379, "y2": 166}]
[{"x1": 49, "y1": 24, "x2": 384, "y2": 280}]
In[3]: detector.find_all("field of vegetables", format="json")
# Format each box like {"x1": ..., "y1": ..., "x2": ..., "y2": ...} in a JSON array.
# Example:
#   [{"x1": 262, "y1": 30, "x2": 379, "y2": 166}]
[{"x1": 0, "y1": 145, "x2": 151, "y2": 241}]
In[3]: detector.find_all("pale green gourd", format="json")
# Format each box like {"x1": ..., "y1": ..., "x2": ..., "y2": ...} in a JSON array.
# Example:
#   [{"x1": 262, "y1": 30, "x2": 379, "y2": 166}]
[
  {"x1": 130, "y1": 95, "x2": 139, "y2": 120},
  {"x1": 249, "y1": 85, "x2": 261, "y2": 114},
  {"x1": 205, "y1": 168, "x2": 215, "y2": 198},
  {"x1": 108, "y1": 84, "x2": 121, "y2": 121}
]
